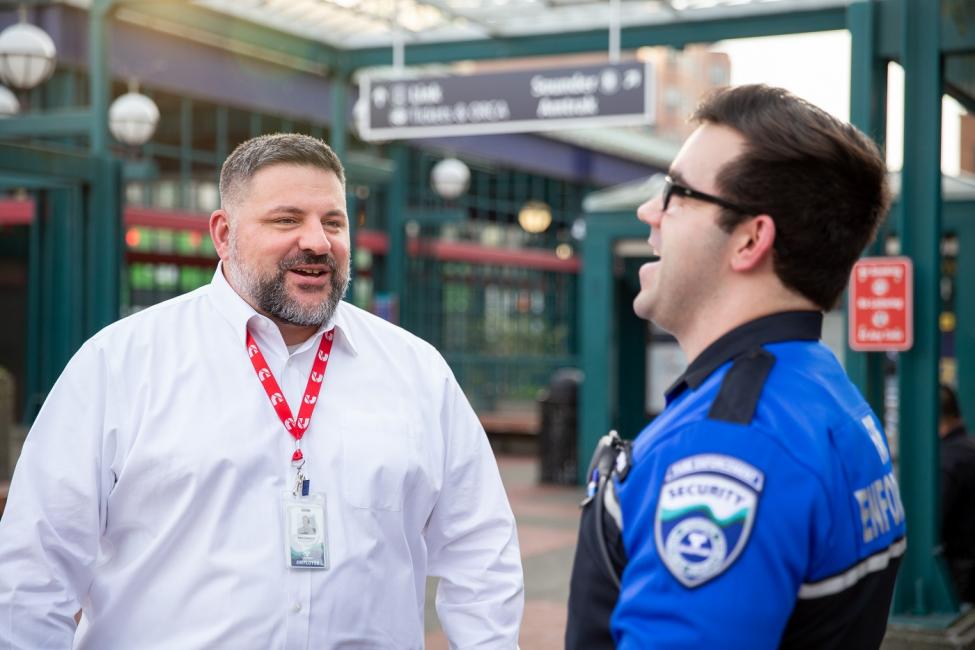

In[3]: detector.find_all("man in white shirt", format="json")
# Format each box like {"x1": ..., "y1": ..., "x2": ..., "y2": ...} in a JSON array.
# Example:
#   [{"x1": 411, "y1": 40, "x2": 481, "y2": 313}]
[{"x1": 0, "y1": 133, "x2": 524, "y2": 648}]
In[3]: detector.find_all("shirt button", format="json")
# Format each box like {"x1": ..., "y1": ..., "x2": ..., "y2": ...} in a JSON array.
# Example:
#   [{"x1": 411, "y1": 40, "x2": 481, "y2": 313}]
[{"x1": 292, "y1": 601, "x2": 302, "y2": 613}]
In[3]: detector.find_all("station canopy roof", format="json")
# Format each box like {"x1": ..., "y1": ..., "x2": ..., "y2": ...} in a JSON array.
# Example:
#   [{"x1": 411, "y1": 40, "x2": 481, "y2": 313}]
[
  {"x1": 186, "y1": 0, "x2": 850, "y2": 51},
  {"x1": 61, "y1": 0, "x2": 860, "y2": 168}
]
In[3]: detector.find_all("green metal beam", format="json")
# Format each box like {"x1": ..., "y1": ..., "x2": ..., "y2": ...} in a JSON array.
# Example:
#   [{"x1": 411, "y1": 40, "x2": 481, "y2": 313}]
[
  {"x1": 848, "y1": 1, "x2": 889, "y2": 146},
  {"x1": 0, "y1": 109, "x2": 92, "y2": 138},
  {"x1": 345, "y1": 151, "x2": 395, "y2": 186},
  {"x1": 845, "y1": 0, "x2": 887, "y2": 416},
  {"x1": 383, "y1": 144, "x2": 407, "y2": 315},
  {"x1": 143, "y1": 142, "x2": 220, "y2": 165},
  {"x1": 89, "y1": 0, "x2": 110, "y2": 156},
  {"x1": 578, "y1": 211, "x2": 645, "y2": 483},
  {"x1": 878, "y1": 0, "x2": 975, "y2": 59},
  {"x1": 215, "y1": 105, "x2": 229, "y2": 165},
  {"x1": 892, "y1": 0, "x2": 955, "y2": 618},
  {"x1": 329, "y1": 74, "x2": 349, "y2": 163},
  {"x1": 87, "y1": 154, "x2": 122, "y2": 334},
  {"x1": 329, "y1": 71, "x2": 353, "y2": 292},
  {"x1": 945, "y1": 55, "x2": 975, "y2": 115},
  {"x1": 122, "y1": 158, "x2": 158, "y2": 182},
  {"x1": 38, "y1": 187, "x2": 86, "y2": 398},
  {"x1": 404, "y1": 208, "x2": 466, "y2": 225},
  {"x1": 941, "y1": 0, "x2": 975, "y2": 55},
  {"x1": 943, "y1": 208, "x2": 975, "y2": 453},
  {"x1": 0, "y1": 142, "x2": 96, "y2": 182},
  {"x1": 347, "y1": 7, "x2": 846, "y2": 69},
  {"x1": 179, "y1": 96, "x2": 193, "y2": 210},
  {"x1": 25, "y1": 192, "x2": 41, "y2": 422}
]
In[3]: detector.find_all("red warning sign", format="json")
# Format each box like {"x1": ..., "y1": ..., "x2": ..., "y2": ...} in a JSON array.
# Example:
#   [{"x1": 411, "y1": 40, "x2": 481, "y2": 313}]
[{"x1": 848, "y1": 257, "x2": 913, "y2": 352}]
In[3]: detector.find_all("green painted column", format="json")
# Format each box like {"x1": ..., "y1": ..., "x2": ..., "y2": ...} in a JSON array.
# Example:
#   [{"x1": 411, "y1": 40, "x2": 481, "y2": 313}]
[
  {"x1": 37, "y1": 188, "x2": 86, "y2": 393},
  {"x1": 215, "y1": 105, "x2": 229, "y2": 168},
  {"x1": 383, "y1": 144, "x2": 408, "y2": 320},
  {"x1": 25, "y1": 192, "x2": 42, "y2": 421},
  {"x1": 328, "y1": 71, "x2": 354, "y2": 297},
  {"x1": 86, "y1": 155, "x2": 122, "y2": 333},
  {"x1": 846, "y1": 0, "x2": 887, "y2": 414},
  {"x1": 617, "y1": 257, "x2": 648, "y2": 440},
  {"x1": 88, "y1": 0, "x2": 112, "y2": 156},
  {"x1": 578, "y1": 215, "x2": 615, "y2": 483},
  {"x1": 179, "y1": 96, "x2": 192, "y2": 210},
  {"x1": 893, "y1": 0, "x2": 956, "y2": 616},
  {"x1": 328, "y1": 73, "x2": 348, "y2": 162},
  {"x1": 947, "y1": 208, "x2": 975, "y2": 432},
  {"x1": 577, "y1": 212, "x2": 647, "y2": 482},
  {"x1": 249, "y1": 113, "x2": 262, "y2": 138}
]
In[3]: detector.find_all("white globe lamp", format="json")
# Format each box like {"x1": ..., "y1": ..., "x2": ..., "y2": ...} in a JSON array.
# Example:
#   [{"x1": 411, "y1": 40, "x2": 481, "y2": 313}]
[
  {"x1": 0, "y1": 20, "x2": 57, "y2": 90},
  {"x1": 109, "y1": 89, "x2": 160, "y2": 146},
  {"x1": 431, "y1": 157, "x2": 470, "y2": 200}
]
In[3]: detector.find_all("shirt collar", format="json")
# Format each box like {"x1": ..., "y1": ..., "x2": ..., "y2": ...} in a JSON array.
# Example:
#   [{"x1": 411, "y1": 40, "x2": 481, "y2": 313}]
[
  {"x1": 207, "y1": 262, "x2": 359, "y2": 356},
  {"x1": 665, "y1": 310, "x2": 823, "y2": 401}
]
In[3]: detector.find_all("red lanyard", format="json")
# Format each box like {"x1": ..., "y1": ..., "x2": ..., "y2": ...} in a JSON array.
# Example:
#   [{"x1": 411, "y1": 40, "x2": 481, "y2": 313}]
[{"x1": 246, "y1": 328, "x2": 335, "y2": 464}]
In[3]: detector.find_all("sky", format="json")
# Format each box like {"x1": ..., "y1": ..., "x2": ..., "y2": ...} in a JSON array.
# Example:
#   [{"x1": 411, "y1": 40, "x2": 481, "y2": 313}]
[{"x1": 713, "y1": 30, "x2": 965, "y2": 175}]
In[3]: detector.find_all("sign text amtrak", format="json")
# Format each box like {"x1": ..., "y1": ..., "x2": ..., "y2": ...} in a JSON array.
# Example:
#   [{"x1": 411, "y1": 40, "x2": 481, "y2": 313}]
[{"x1": 358, "y1": 61, "x2": 653, "y2": 140}]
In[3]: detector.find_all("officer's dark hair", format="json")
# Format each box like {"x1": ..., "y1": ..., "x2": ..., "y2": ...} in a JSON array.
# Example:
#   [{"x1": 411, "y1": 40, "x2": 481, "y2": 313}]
[
  {"x1": 220, "y1": 133, "x2": 345, "y2": 211},
  {"x1": 941, "y1": 384, "x2": 962, "y2": 421},
  {"x1": 692, "y1": 84, "x2": 891, "y2": 311}
]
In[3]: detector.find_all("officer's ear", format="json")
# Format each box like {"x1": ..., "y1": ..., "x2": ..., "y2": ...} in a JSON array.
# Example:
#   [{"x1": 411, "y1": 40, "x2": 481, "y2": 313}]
[{"x1": 729, "y1": 214, "x2": 775, "y2": 273}]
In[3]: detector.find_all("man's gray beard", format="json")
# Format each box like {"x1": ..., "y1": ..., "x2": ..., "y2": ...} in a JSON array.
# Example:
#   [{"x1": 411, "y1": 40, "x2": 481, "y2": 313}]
[{"x1": 226, "y1": 235, "x2": 350, "y2": 328}]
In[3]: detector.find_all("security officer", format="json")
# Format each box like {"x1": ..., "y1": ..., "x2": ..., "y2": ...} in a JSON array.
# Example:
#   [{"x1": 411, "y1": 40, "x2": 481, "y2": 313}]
[{"x1": 566, "y1": 84, "x2": 905, "y2": 649}]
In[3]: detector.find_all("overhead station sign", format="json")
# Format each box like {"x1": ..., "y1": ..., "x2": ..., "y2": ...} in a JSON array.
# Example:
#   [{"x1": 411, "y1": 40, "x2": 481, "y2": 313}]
[{"x1": 357, "y1": 61, "x2": 653, "y2": 141}]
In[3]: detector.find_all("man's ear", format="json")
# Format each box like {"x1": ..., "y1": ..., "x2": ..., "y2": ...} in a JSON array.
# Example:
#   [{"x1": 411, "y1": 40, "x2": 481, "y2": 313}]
[
  {"x1": 209, "y1": 209, "x2": 232, "y2": 261},
  {"x1": 729, "y1": 214, "x2": 776, "y2": 272}
]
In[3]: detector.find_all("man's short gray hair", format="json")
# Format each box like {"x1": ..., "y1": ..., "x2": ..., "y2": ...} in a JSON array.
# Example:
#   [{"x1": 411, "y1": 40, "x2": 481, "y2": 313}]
[{"x1": 219, "y1": 133, "x2": 346, "y2": 210}]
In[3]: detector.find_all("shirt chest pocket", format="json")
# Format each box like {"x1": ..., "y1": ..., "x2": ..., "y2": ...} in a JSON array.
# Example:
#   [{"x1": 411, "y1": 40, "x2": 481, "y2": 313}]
[{"x1": 339, "y1": 414, "x2": 417, "y2": 511}]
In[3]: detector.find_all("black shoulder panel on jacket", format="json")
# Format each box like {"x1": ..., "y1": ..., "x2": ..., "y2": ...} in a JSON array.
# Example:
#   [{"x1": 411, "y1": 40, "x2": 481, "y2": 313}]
[{"x1": 707, "y1": 347, "x2": 776, "y2": 425}]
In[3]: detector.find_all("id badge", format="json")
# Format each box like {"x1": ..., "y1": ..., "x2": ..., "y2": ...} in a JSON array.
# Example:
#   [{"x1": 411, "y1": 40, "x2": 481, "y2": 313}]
[{"x1": 281, "y1": 493, "x2": 329, "y2": 570}]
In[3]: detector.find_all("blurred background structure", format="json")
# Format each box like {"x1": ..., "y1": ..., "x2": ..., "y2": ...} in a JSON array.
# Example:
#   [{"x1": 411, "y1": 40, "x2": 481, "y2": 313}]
[{"x1": 0, "y1": 0, "x2": 973, "y2": 644}]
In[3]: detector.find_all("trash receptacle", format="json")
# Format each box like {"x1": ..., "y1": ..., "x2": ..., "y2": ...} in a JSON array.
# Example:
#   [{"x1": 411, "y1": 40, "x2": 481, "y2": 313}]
[{"x1": 537, "y1": 368, "x2": 583, "y2": 485}]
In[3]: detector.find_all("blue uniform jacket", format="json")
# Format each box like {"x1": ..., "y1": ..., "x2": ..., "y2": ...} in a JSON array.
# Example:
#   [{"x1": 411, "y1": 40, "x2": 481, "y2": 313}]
[{"x1": 567, "y1": 311, "x2": 906, "y2": 650}]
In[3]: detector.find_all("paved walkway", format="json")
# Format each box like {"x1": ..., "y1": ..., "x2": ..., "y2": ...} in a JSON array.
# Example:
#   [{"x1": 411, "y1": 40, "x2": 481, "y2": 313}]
[{"x1": 424, "y1": 454, "x2": 584, "y2": 649}]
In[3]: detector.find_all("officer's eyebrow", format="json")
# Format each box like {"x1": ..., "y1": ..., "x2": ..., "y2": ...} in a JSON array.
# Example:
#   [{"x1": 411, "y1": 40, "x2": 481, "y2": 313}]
[{"x1": 667, "y1": 169, "x2": 688, "y2": 186}]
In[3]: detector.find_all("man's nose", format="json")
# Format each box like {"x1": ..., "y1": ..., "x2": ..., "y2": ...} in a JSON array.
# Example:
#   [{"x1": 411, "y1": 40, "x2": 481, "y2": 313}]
[
  {"x1": 636, "y1": 192, "x2": 664, "y2": 226},
  {"x1": 298, "y1": 221, "x2": 331, "y2": 254}
]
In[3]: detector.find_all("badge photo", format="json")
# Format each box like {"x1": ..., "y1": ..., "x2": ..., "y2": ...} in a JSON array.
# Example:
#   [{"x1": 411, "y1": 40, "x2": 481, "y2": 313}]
[
  {"x1": 654, "y1": 454, "x2": 765, "y2": 588},
  {"x1": 282, "y1": 495, "x2": 329, "y2": 570}
]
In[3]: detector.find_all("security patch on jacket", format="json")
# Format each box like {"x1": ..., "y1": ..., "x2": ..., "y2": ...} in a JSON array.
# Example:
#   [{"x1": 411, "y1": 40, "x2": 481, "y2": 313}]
[{"x1": 654, "y1": 454, "x2": 765, "y2": 588}]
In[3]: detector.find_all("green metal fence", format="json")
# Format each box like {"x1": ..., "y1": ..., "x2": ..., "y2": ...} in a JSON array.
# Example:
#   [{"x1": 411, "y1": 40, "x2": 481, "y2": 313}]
[{"x1": 399, "y1": 149, "x2": 586, "y2": 415}]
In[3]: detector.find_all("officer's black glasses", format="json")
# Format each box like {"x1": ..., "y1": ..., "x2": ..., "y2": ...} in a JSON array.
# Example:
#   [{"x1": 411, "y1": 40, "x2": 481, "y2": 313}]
[{"x1": 662, "y1": 175, "x2": 753, "y2": 215}]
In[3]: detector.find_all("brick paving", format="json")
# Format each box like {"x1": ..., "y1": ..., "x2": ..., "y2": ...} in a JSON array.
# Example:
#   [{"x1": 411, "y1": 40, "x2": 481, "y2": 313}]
[{"x1": 425, "y1": 454, "x2": 583, "y2": 649}]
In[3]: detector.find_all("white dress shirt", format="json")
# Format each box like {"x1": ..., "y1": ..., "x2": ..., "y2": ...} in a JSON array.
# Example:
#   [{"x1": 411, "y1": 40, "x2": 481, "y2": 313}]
[{"x1": 0, "y1": 266, "x2": 523, "y2": 649}]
